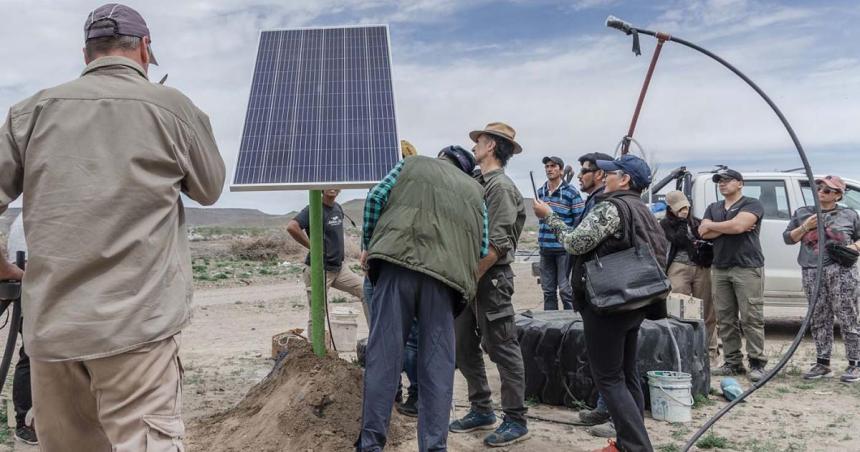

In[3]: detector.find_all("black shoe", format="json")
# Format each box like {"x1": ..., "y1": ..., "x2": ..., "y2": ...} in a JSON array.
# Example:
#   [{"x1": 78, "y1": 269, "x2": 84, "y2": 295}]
[
  {"x1": 396, "y1": 394, "x2": 418, "y2": 418},
  {"x1": 15, "y1": 426, "x2": 38, "y2": 445},
  {"x1": 578, "y1": 407, "x2": 611, "y2": 426}
]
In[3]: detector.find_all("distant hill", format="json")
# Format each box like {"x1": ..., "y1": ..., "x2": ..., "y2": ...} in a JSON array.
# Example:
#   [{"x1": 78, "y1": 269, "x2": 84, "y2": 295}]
[
  {"x1": 341, "y1": 198, "x2": 540, "y2": 227},
  {"x1": 0, "y1": 207, "x2": 295, "y2": 236},
  {"x1": 1, "y1": 198, "x2": 541, "y2": 237},
  {"x1": 184, "y1": 208, "x2": 294, "y2": 228}
]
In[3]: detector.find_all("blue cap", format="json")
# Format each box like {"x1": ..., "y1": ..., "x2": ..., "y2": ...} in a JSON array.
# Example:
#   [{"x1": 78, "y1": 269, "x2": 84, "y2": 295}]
[{"x1": 595, "y1": 154, "x2": 652, "y2": 188}]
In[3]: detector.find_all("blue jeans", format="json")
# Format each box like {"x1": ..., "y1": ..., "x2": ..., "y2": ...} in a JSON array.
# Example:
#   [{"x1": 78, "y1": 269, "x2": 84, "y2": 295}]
[
  {"x1": 540, "y1": 251, "x2": 574, "y2": 310},
  {"x1": 358, "y1": 262, "x2": 457, "y2": 452},
  {"x1": 364, "y1": 277, "x2": 419, "y2": 395}
]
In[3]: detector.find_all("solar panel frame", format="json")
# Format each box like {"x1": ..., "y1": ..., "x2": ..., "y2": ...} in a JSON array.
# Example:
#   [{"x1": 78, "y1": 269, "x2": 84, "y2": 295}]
[{"x1": 230, "y1": 24, "x2": 401, "y2": 192}]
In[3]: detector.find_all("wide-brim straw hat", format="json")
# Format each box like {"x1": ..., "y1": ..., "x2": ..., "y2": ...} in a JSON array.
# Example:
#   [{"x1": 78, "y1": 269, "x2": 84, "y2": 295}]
[{"x1": 469, "y1": 122, "x2": 522, "y2": 154}]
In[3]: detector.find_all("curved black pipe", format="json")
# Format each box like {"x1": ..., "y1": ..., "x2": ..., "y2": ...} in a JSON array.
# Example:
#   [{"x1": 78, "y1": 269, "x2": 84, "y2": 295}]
[
  {"x1": 0, "y1": 252, "x2": 25, "y2": 395},
  {"x1": 606, "y1": 17, "x2": 826, "y2": 451}
]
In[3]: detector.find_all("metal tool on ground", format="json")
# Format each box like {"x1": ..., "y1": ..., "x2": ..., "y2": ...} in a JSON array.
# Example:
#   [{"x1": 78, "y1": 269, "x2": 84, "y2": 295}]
[{"x1": 605, "y1": 15, "x2": 825, "y2": 451}]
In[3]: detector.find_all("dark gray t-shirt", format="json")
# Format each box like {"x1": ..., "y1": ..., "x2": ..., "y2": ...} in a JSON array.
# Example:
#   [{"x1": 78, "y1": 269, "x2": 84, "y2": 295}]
[
  {"x1": 295, "y1": 203, "x2": 345, "y2": 271},
  {"x1": 704, "y1": 196, "x2": 765, "y2": 269},
  {"x1": 784, "y1": 206, "x2": 860, "y2": 268}
]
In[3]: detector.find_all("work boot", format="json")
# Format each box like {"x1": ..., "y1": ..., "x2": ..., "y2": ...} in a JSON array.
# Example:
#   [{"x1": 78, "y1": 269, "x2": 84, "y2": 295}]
[
  {"x1": 748, "y1": 362, "x2": 766, "y2": 382},
  {"x1": 711, "y1": 362, "x2": 746, "y2": 376},
  {"x1": 15, "y1": 426, "x2": 38, "y2": 445},
  {"x1": 483, "y1": 417, "x2": 529, "y2": 447},
  {"x1": 578, "y1": 407, "x2": 610, "y2": 426},
  {"x1": 593, "y1": 439, "x2": 621, "y2": 452},
  {"x1": 395, "y1": 394, "x2": 418, "y2": 418},
  {"x1": 840, "y1": 365, "x2": 860, "y2": 383},
  {"x1": 587, "y1": 421, "x2": 616, "y2": 438},
  {"x1": 802, "y1": 363, "x2": 833, "y2": 380},
  {"x1": 449, "y1": 410, "x2": 497, "y2": 433}
]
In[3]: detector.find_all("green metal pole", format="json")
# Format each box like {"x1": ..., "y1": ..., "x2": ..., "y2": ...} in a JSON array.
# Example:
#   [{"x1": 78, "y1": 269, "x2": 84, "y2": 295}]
[{"x1": 309, "y1": 190, "x2": 326, "y2": 356}]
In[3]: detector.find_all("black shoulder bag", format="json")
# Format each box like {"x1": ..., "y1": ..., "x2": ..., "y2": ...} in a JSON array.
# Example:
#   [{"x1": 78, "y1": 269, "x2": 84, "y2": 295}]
[{"x1": 584, "y1": 201, "x2": 672, "y2": 314}]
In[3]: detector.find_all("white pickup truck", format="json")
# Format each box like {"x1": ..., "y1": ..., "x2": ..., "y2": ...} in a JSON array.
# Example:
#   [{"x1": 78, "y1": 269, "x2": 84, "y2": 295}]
[{"x1": 659, "y1": 170, "x2": 860, "y2": 307}]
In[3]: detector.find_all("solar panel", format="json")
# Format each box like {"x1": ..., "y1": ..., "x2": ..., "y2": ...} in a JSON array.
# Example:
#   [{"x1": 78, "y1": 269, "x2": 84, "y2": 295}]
[{"x1": 231, "y1": 25, "x2": 400, "y2": 191}]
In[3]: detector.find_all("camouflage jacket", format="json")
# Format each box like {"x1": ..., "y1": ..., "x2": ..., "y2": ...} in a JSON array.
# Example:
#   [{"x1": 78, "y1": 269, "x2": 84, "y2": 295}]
[{"x1": 545, "y1": 201, "x2": 623, "y2": 255}]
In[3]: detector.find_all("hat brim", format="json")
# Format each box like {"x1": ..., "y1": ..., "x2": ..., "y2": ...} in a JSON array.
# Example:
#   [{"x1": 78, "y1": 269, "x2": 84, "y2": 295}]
[
  {"x1": 815, "y1": 178, "x2": 845, "y2": 192},
  {"x1": 712, "y1": 174, "x2": 739, "y2": 183},
  {"x1": 595, "y1": 159, "x2": 622, "y2": 172},
  {"x1": 469, "y1": 130, "x2": 522, "y2": 154},
  {"x1": 669, "y1": 200, "x2": 691, "y2": 213}
]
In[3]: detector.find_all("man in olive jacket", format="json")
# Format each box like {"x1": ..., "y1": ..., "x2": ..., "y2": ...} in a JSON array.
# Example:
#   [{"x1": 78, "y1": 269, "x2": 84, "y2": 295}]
[
  {"x1": 357, "y1": 146, "x2": 488, "y2": 452},
  {"x1": 450, "y1": 122, "x2": 529, "y2": 447}
]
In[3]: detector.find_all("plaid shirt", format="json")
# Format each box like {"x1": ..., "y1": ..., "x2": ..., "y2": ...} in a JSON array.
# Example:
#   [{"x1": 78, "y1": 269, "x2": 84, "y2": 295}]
[
  {"x1": 363, "y1": 159, "x2": 489, "y2": 257},
  {"x1": 537, "y1": 180, "x2": 584, "y2": 251}
]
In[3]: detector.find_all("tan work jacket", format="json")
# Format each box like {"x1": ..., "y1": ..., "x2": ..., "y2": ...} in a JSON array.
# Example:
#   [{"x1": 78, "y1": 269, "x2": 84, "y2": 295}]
[{"x1": 0, "y1": 56, "x2": 225, "y2": 361}]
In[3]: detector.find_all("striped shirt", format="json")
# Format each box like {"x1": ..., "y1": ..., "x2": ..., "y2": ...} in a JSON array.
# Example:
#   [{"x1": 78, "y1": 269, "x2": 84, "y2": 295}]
[
  {"x1": 362, "y1": 160, "x2": 490, "y2": 257},
  {"x1": 538, "y1": 180, "x2": 584, "y2": 251}
]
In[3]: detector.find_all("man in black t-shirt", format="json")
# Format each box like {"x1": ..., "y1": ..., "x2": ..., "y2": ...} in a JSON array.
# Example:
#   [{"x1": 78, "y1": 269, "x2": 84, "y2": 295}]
[
  {"x1": 287, "y1": 189, "x2": 365, "y2": 338},
  {"x1": 699, "y1": 168, "x2": 767, "y2": 382}
]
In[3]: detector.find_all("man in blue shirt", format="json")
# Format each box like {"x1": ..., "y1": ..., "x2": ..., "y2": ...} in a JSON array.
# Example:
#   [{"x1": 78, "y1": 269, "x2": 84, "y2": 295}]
[{"x1": 537, "y1": 156, "x2": 584, "y2": 310}]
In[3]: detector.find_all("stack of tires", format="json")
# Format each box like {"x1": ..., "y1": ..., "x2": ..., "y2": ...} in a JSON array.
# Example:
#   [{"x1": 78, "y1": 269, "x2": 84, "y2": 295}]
[
  {"x1": 357, "y1": 310, "x2": 710, "y2": 410},
  {"x1": 517, "y1": 310, "x2": 710, "y2": 409}
]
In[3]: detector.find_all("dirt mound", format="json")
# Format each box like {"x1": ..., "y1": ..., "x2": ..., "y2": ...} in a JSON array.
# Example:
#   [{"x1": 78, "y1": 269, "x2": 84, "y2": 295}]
[{"x1": 187, "y1": 338, "x2": 411, "y2": 451}]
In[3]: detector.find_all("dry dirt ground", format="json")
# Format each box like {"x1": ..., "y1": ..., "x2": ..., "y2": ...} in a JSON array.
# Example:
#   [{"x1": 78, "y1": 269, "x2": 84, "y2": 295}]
[{"x1": 2, "y1": 262, "x2": 860, "y2": 451}]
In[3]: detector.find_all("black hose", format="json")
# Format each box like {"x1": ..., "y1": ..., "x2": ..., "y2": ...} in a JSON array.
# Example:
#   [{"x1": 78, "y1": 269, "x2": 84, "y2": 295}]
[
  {"x1": 605, "y1": 17, "x2": 826, "y2": 451},
  {"x1": 0, "y1": 252, "x2": 25, "y2": 395},
  {"x1": 0, "y1": 296, "x2": 21, "y2": 394}
]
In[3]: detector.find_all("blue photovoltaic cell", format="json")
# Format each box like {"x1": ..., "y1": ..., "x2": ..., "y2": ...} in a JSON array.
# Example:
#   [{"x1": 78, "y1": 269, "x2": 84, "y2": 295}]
[{"x1": 232, "y1": 26, "x2": 399, "y2": 189}]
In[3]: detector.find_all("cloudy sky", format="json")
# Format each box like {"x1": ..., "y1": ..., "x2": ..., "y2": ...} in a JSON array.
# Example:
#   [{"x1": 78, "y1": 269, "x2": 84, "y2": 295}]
[{"x1": 1, "y1": 0, "x2": 858, "y2": 214}]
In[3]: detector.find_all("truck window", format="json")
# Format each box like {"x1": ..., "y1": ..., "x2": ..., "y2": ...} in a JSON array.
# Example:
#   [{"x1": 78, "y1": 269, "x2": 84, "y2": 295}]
[
  {"x1": 801, "y1": 182, "x2": 860, "y2": 212},
  {"x1": 716, "y1": 180, "x2": 790, "y2": 219}
]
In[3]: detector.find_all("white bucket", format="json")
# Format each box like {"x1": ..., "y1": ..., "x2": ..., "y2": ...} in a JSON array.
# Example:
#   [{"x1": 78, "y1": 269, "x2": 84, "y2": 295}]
[
  {"x1": 330, "y1": 307, "x2": 358, "y2": 352},
  {"x1": 647, "y1": 370, "x2": 693, "y2": 423}
]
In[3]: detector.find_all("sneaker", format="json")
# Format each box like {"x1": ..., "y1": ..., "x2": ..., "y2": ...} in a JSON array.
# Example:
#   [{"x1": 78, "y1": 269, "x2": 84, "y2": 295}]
[
  {"x1": 15, "y1": 426, "x2": 38, "y2": 445},
  {"x1": 587, "y1": 421, "x2": 616, "y2": 438},
  {"x1": 748, "y1": 365, "x2": 766, "y2": 382},
  {"x1": 711, "y1": 362, "x2": 746, "y2": 376},
  {"x1": 449, "y1": 410, "x2": 497, "y2": 433},
  {"x1": 802, "y1": 363, "x2": 833, "y2": 380},
  {"x1": 578, "y1": 407, "x2": 611, "y2": 426},
  {"x1": 593, "y1": 439, "x2": 621, "y2": 452},
  {"x1": 483, "y1": 418, "x2": 529, "y2": 447},
  {"x1": 395, "y1": 394, "x2": 418, "y2": 418},
  {"x1": 840, "y1": 365, "x2": 860, "y2": 383}
]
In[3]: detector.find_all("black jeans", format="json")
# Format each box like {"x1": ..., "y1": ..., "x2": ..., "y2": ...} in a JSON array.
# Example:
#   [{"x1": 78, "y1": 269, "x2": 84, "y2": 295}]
[
  {"x1": 13, "y1": 330, "x2": 32, "y2": 428},
  {"x1": 582, "y1": 307, "x2": 652, "y2": 452}
]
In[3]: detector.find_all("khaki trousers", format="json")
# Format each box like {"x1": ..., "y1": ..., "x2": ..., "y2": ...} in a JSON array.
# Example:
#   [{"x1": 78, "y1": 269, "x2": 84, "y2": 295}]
[
  {"x1": 668, "y1": 262, "x2": 718, "y2": 358},
  {"x1": 303, "y1": 266, "x2": 368, "y2": 337},
  {"x1": 712, "y1": 267, "x2": 767, "y2": 366},
  {"x1": 31, "y1": 335, "x2": 184, "y2": 452}
]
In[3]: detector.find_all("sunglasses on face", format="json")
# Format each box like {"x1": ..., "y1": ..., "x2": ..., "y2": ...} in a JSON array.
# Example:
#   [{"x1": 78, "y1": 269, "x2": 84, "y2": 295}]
[
  {"x1": 817, "y1": 185, "x2": 842, "y2": 195},
  {"x1": 579, "y1": 167, "x2": 596, "y2": 176}
]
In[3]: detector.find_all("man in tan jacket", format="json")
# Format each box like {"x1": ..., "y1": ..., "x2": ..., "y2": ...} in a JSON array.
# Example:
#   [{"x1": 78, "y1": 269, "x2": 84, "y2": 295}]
[{"x1": 0, "y1": 4, "x2": 225, "y2": 450}]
